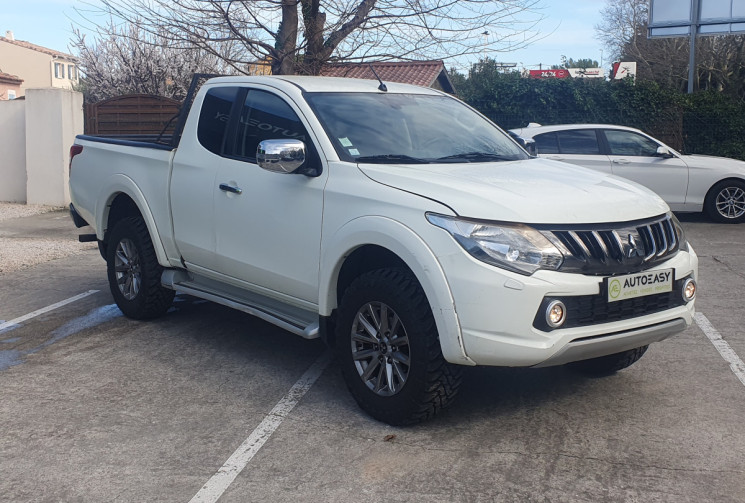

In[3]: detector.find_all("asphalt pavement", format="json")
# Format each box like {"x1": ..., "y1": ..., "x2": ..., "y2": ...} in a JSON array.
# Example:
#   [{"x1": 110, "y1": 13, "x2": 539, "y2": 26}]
[{"x1": 0, "y1": 209, "x2": 743, "y2": 502}]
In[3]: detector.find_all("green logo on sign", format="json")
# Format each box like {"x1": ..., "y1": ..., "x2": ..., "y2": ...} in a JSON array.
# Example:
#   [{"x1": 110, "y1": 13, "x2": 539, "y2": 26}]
[{"x1": 609, "y1": 279, "x2": 622, "y2": 299}]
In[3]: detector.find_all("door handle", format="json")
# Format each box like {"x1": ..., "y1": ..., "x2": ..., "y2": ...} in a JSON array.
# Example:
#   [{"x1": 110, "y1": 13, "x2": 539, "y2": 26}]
[
  {"x1": 612, "y1": 159, "x2": 630, "y2": 165},
  {"x1": 219, "y1": 183, "x2": 243, "y2": 195}
]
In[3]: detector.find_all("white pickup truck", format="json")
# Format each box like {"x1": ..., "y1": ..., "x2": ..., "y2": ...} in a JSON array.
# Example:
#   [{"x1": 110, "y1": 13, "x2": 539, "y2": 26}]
[{"x1": 69, "y1": 76, "x2": 698, "y2": 425}]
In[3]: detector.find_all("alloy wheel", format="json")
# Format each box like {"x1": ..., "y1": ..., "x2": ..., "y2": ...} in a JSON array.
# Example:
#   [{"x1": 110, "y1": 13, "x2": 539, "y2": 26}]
[
  {"x1": 350, "y1": 301, "x2": 411, "y2": 396},
  {"x1": 114, "y1": 238, "x2": 141, "y2": 300},
  {"x1": 715, "y1": 186, "x2": 745, "y2": 219}
]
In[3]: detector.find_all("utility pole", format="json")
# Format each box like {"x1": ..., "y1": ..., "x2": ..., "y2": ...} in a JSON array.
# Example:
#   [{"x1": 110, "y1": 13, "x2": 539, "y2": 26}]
[{"x1": 688, "y1": 0, "x2": 700, "y2": 94}]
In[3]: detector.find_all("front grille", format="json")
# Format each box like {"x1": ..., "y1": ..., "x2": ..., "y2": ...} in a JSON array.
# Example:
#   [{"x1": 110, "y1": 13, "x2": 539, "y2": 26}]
[
  {"x1": 541, "y1": 214, "x2": 681, "y2": 275},
  {"x1": 533, "y1": 278, "x2": 689, "y2": 331}
]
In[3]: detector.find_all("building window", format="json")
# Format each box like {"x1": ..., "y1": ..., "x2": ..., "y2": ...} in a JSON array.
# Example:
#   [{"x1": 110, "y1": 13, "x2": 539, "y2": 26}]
[
  {"x1": 54, "y1": 62, "x2": 65, "y2": 79},
  {"x1": 68, "y1": 65, "x2": 77, "y2": 81},
  {"x1": 8, "y1": 90, "x2": 16, "y2": 100}
]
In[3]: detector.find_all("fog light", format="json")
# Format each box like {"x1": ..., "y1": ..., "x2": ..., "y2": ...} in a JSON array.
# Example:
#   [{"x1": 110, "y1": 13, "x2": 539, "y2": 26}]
[
  {"x1": 682, "y1": 278, "x2": 696, "y2": 302},
  {"x1": 546, "y1": 300, "x2": 566, "y2": 328}
]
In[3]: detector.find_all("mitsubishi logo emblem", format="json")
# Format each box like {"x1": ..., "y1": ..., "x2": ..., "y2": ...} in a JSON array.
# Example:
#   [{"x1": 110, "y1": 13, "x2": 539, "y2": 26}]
[{"x1": 627, "y1": 234, "x2": 644, "y2": 258}]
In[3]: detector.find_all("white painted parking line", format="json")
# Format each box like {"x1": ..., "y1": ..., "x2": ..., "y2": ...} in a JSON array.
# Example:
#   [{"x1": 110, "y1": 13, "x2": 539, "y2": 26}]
[
  {"x1": 695, "y1": 312, "x2": 745, "y2": 387},
  {"x1": 0, "y1": 290, "x2": 100, "y2": 332},
  {"x1": 189, "y1": 349, "x2": 333, "y2": 503}
]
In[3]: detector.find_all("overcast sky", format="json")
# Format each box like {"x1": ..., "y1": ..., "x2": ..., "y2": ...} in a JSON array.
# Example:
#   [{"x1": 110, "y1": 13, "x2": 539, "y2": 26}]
[{"x1": 2, "y1": 0, "x2": 607, "y2": 73}]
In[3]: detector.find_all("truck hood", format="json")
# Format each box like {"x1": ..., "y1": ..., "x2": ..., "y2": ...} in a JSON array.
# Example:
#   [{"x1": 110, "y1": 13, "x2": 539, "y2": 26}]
[{"x1": 358, "y1": 158, "x2": 670, "y2": 224}]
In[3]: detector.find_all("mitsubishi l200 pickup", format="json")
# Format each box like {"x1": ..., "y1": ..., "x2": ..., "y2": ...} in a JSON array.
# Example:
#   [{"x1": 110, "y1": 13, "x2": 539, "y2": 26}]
[{"x1": 69, "y1": 76, "x2": 698, "y2": 424}]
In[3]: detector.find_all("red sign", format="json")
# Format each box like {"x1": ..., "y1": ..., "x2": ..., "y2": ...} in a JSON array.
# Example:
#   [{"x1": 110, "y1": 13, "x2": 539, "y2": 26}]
[{"x1": 528, "y1": 69, "x2": 570, "y2": 79}]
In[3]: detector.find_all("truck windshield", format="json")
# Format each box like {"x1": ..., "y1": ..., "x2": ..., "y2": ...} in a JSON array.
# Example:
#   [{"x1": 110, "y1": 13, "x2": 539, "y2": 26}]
[{"x1": 304, "y1": 92, "x2": 528, "y2": 164}]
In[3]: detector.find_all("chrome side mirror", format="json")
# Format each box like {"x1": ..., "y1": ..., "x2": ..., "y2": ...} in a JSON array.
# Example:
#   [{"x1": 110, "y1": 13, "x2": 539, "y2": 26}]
[
  {"x1": 257, "y1": 139, "x2": 306, "y2": 174},
  {"x1": 656, "y1": 146, "x2": 674, "y2": 158}
]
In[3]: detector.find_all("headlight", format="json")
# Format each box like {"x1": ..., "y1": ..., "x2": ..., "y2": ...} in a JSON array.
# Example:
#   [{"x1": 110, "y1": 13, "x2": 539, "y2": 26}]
[
  {"x1": 427, "y1": 213, "x2": 563, "y2": 275},
  {"x1": 670, "y1": 213, "x2": 689, "y2": 252}
]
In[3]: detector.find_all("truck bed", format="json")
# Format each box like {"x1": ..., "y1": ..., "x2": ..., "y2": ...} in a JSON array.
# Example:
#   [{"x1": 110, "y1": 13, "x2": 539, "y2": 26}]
[{"x1": 76, "y1": 134, "x2": 175, "y2": 151}]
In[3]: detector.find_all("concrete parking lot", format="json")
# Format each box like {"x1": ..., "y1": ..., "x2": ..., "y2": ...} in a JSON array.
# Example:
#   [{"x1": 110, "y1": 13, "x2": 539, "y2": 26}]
[{"x1": 1, "y1": 208, "x2": 743, "y2": 502}]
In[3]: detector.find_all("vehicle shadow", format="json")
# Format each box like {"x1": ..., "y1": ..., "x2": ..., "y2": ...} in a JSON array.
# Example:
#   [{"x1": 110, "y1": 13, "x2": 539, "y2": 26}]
[
  {"x1": 146, "y1": 294, "x2": 645, "y2": 431},
  {"x1": 674, "y1": 212, "x2": 709, "y2": 224}
]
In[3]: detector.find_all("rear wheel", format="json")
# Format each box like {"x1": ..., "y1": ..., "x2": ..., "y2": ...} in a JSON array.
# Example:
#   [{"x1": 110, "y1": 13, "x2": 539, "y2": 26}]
[
  {"x1": 705, "y1": 180, "x2": 745, "y2": 223},
  {"x1": 106, "y1": 217, "x2": 174, "y2": 319},
  {"x1": 569, "y1": 345, "x2": 648, "y2": 377},
  {"x1": 336, "y1": 268, "x2": 462, "y2": 425}
]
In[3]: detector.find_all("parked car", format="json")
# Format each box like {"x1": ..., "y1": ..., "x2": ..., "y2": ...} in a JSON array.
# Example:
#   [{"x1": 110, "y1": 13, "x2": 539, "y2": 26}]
[
  {"x1": 509, "y1": 124, "x2": 745, "y2": 223},
  {"x1": 68, "y1": 77, "x2": 698, "y2": 424}
]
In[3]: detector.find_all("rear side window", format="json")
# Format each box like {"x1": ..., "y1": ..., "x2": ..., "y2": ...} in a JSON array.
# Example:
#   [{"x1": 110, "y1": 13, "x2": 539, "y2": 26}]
[
  {"x1": 556, "y1": 130, "x2": 600, "y2": 154},
  {"x1": 197, "y1": 87, "x2": 240, "y2": 155},
  {"x1": 533, "y1": 132, "x2": 559, "y2": 154},
  {"x1": 604, "y1": 129, "x2": 660, "y2": 156},
  {"x1": 229, "y1": 90, "x2": 310, "y2": 160}
]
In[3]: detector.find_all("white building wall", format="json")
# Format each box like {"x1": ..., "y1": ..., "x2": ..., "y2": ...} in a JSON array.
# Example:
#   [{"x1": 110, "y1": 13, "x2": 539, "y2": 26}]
[
  {"x1": 0, "y1": 99, "x2": 27, "y2": 202},
  {"x1": 0, "y1": 88, "x2": 84, "y2": 205},
  {"x1": 0, "y1": 40, "x2": 53, "y2": 94},
  {"x1": 24, "y1": 88, "x2": 84, "y2": 206}
]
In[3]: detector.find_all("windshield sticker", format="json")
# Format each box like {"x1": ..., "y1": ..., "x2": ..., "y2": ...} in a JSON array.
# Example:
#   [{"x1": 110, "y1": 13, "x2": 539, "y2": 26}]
[
  {"x1": 339, "y1": 137, "x2": 353, "y2": 147},
  {"x1": 349, "y1": 148, "x2": 360, "y2": 156}
]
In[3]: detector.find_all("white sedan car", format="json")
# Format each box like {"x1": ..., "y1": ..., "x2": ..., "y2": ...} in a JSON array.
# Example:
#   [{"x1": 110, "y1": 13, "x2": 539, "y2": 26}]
[{"x1": 509, "y1": 124, "x2": 745, "y2": 223}]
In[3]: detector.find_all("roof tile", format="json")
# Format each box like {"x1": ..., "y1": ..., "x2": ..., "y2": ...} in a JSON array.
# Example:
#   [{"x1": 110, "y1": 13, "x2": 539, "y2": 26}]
[
  {"x1": 0, "y1": 36, "x2": 76, "y2": 60},
  {"x1": 320, "y1": 60, "x2": 446, "y2": 88},
  {"x1": 0, "y1": 71, "x2": 24, "y2": 84}
]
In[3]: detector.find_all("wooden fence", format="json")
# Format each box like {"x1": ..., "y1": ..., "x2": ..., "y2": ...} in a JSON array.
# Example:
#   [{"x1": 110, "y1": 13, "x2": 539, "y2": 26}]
[{"x1": 84, "y1": 94, "x2": 181, "y2": 136}]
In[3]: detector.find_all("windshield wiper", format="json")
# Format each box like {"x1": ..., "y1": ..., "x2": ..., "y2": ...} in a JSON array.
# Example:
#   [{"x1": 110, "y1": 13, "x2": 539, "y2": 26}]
[
  {"x1": 435, "y1": 152, "x2": 518, "y2": 162},
  {"x1": 355, "y1": 154, "x2": 430, "y2": 164}
]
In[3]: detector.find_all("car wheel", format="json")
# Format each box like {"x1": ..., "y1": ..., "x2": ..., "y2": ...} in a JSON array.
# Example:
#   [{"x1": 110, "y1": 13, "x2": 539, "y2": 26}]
[
  {"x1": 569, "y1": 345, "x2": 648, "y2": 377},
  {"x1": 705, "y1": 179, "x2": 745, "y2": 223},
  {"x1": 106, "y1": 217, "x2": 174, "y2": 319},
  {"x1": 336, "y1": 268, "x2": 462, "y2": 425}
]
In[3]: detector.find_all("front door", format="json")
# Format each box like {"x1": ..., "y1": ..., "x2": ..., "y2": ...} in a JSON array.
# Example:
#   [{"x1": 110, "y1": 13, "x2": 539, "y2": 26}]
[
  {"x1": 601, "y1": 129, "x2": 689, "y2": 209},
  {"x1": 213, "y1": 88, "x2": 327, "y2": 304}
]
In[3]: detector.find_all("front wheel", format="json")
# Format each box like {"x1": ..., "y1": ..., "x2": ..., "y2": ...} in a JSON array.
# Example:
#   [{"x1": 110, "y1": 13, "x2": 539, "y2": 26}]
[
  {"x1": 106, "y1": 217, "x2": 174, "y2": 319},
  {"x1": 336, "y1": 268, "x2": 462, "y2": 425},
  {"x1": 569, "y1": 345, "x2": 648, "y2": 377},
  {"x1": 705, "y1": 179, "x2": 745, "y2": 223}
]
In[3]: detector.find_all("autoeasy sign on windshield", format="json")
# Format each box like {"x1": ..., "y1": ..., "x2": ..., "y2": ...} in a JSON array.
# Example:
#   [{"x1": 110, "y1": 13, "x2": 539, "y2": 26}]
[{"x1": 607, "y1": 269, "x2": 674, "y2": 303}]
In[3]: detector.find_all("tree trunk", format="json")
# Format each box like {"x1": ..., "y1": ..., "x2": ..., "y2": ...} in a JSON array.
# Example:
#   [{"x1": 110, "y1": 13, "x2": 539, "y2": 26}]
[
  {"x1": 274, "y1": 0, "x2": 299, "y2": 75},
  {"x1": 300, "y1": 0, "x2": 326, "y2": 75}
]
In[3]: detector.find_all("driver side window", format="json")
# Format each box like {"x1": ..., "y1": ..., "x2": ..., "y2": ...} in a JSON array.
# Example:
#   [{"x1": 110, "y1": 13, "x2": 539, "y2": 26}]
[
  {"x1": 227, "y1": 90, "x2": 310, "y2": 161},
  {"x1": 604, "y1": 130, "x2": 660, "y2": 156}
]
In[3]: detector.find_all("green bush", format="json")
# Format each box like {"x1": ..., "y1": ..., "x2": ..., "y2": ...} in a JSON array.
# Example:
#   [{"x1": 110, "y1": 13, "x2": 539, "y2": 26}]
[{"x1": 452, "y1": 61, "x2": 745, "y2": 160}]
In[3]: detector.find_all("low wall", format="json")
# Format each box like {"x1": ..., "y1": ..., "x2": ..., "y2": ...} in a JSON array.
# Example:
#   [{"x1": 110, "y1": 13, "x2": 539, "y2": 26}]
[
  {"x1": 0, "y1": 88, "x2": 83, "y2": 205},
  {"x1": 0, "y1": 99, "x2": 26, "y2": 202}
]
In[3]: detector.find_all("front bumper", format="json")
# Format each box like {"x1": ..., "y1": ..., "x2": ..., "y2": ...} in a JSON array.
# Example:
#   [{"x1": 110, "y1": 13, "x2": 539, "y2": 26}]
[
  {"x1": 532, "y1": 318, "x2": 686, "y2": 367},
  {"x1": 439, "y1": 245, "x2": 698, "y2": 367}
]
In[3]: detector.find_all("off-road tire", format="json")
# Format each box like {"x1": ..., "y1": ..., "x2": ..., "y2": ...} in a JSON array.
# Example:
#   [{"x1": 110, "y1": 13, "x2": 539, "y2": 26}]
[
  {"x1": 705, "y1": 179, "x2": 745, "y2": 224},
  {"x1": 106, "y1": 217, "x2": 174, "y2": 319},
  {"x1": 336, "y1": 268, "x2": 462, "y2": 425},
  {"x1": 569, "y1": 345, "x2": 649, "y2": 377}
]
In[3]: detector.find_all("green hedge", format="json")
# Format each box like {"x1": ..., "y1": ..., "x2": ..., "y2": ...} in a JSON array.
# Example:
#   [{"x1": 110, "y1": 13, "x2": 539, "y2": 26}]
[{"x1": 451, "y1": 63, "x2": 745, "y2": 160}]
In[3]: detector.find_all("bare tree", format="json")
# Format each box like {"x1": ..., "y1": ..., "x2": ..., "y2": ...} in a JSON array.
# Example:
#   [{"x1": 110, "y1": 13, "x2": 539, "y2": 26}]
[
  {"x1": 595, "y1": 0, "x2": 648, "y2": 62},
  {"x1": 595, "y1": 0, "x2": 745, "y2": 97},
  {"x1": 72, "y1": 20, "x2": 234, "y2": 102},
  {"x1": 77, "y1": 0, "x2": 545, "y2": 76}
]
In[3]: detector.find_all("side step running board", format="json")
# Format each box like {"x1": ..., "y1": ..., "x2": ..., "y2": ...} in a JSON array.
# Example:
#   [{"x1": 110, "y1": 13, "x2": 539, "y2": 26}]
[{"x1": 161, "y1": 270, "x2": 319, "y2": 340}]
